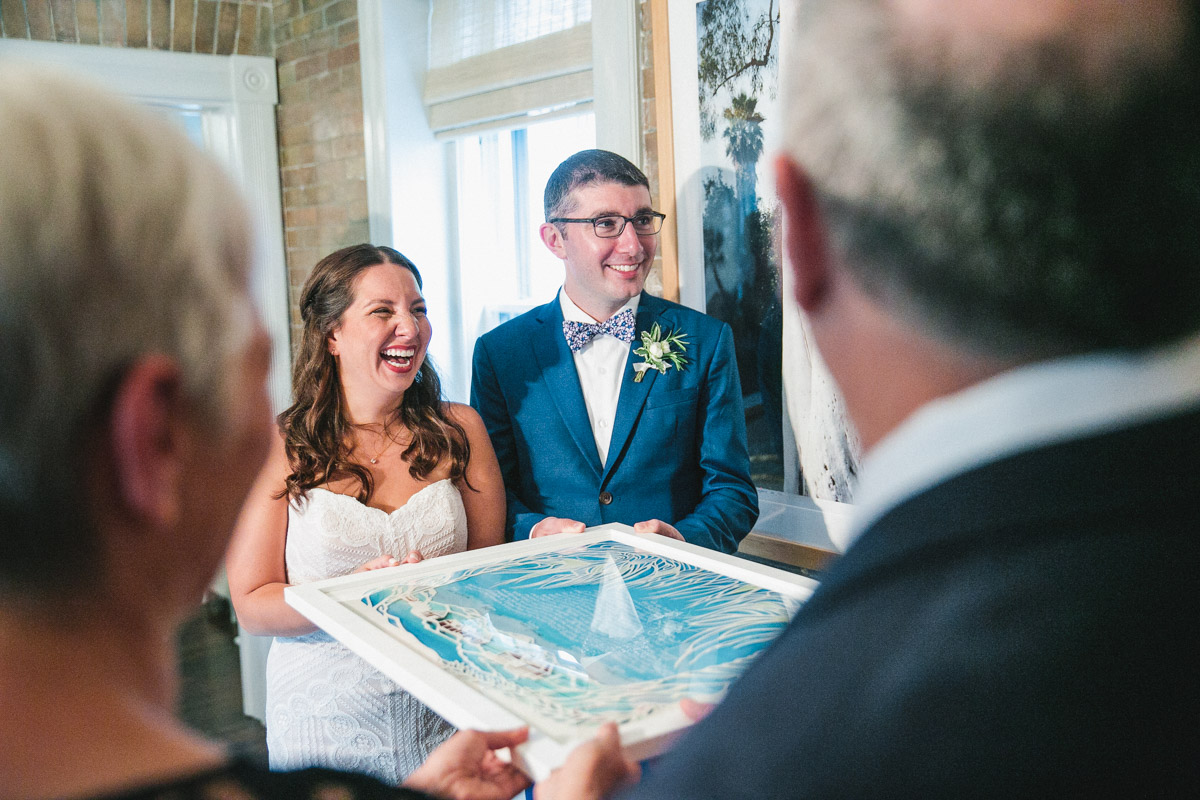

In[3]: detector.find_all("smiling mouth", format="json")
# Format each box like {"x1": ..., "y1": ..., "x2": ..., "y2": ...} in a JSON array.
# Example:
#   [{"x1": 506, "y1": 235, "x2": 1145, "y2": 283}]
[
  {"x1": 382, "y1": 347, "x2": 416, "y2": 370},
  {"x1": 607, "y1": 263, "x2": 641, "y2": 274}
]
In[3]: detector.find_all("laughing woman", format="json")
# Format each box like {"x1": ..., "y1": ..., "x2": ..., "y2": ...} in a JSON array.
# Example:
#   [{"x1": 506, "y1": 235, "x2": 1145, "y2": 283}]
[{"x1": 227, "y1": 244, "x2": 506, "y2": 784}]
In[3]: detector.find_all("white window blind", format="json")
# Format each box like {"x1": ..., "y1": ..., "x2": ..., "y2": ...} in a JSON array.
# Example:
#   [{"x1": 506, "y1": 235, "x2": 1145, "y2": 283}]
[{"x1": 425, "y1": 0, "x2": 593, "y2": 137}]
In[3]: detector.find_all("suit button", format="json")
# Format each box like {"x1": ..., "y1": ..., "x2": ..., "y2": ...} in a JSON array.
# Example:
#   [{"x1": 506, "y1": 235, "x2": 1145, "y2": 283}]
[{"x1": 599, "y1": 491, "x2": 613, "y2": 505}]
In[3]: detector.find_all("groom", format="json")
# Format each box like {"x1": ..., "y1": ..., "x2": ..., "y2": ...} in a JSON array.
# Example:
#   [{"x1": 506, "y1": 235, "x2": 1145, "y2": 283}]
[{"x1": 471, "y1": 149, "x2": 757, "y2": 553}]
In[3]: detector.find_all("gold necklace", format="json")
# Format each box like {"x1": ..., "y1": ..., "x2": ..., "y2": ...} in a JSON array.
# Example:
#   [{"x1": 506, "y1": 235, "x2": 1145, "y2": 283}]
[{"x1": 360, "y1": 424, "x2": 398, "y2": 465}]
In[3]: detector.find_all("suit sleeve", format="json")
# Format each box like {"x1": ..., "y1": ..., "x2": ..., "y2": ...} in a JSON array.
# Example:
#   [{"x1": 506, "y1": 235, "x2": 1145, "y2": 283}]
[
  {"x1": 469, "y1": 335, "x2": 545, "y2": 541},
  {"x1": 672, "y1": 322, "x2": 759, "y2": 553}
]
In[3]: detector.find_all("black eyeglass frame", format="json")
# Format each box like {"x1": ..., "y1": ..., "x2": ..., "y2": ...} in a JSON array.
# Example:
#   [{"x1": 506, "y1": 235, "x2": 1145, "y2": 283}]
[{"x1": 548, "y1": 211, "x2": 667, "y2": 238}]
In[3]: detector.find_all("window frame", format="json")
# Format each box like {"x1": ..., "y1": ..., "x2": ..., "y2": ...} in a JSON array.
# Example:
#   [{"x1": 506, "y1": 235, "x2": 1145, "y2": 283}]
[
  {"x1": 0, "y1": 38, "x2": 291, "y2": 418},
  {"x1": 358, "y1": 0, "x2": 638, "y2": 401}
]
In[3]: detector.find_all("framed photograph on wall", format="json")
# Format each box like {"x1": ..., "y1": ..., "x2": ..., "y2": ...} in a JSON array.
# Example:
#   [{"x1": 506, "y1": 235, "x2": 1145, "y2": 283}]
[
  {"x1": 285, "y1": 525, "x2": 816, "y2": 780},
  {"x1": 653, "y1": 0, "x2": 862, "y2": 513},
  {"x1": 657, "y1": 0, "x2": 791, "y2": 493}
]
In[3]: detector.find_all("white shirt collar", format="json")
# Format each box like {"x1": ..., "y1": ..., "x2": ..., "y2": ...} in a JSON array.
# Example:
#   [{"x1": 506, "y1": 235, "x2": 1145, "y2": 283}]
[
  {"x1": 559, "y1": 288, "x2": 640, "y2": 325},
  {"x1": 840, "y1": 333, "x2": 1200, "y2": 551}
]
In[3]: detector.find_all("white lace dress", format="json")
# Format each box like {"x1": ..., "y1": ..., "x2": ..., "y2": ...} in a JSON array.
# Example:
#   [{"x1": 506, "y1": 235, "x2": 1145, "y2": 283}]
[{"x1": 265, "y1": 479, "x2": 467, "y2": 784}]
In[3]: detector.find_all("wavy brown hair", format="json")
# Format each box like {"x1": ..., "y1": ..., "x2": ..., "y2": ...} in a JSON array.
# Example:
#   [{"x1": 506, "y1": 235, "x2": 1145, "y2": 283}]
[{"x1": 278, "y1": 244, "x2": 471, "y2": 504}]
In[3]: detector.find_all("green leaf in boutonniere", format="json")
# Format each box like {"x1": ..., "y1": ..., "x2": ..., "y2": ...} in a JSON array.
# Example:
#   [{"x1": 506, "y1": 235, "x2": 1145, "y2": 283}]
[{"x1": 632, "y1": 322, "x2": 689, "y2": 383}]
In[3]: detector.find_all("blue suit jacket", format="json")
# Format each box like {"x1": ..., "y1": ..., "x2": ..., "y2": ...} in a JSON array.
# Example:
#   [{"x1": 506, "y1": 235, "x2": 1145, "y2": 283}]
[
  {"x1": 470, "y1": 292, "x2": 758, "y2": 553},
  {"x1": 622, "y1": 404, "x2": 1200, "y2": 798}
]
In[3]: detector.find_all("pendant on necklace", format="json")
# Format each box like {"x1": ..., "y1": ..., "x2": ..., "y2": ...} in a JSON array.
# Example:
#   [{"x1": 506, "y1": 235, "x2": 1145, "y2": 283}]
[{"x1": 370, "y1": 457, "x2": 378, "y2": 464}]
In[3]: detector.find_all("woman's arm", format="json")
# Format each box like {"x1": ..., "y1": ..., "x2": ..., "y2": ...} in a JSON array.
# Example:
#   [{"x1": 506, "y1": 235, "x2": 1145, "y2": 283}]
[
  {"x1": 225, "y1": 429, "x2": 317, "y2": 637},
  {"x1": 447, "y1": 402, "x2": 506, "y2": 550}
]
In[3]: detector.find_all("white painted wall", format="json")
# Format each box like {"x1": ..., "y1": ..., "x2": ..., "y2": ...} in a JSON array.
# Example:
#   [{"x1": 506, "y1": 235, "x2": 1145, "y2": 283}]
[
  {"x1": 592, "y1": 0, "x2": 642, "y2": 164},
  {"x1": 360, "y1": 0, "x2": 464, "y2": 399}
]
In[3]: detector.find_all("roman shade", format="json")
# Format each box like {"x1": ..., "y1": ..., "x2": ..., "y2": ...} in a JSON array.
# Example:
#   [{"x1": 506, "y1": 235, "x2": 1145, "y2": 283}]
[{"x1": 425, "y1": 0, "x2": 593, "y2": 136}]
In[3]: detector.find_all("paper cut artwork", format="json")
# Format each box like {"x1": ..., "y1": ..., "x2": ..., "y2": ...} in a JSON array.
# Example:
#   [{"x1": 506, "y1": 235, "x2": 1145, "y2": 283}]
[{"x1": 286, "y1": 527, "x2": 815, "y2": 778}]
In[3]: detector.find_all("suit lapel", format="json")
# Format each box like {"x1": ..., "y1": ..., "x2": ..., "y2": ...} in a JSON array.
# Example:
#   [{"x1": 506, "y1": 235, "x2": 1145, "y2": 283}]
[
  {"x1": 603, "y1": 294, "x2": 665, "y2": 477},
  {"x1": 532, "y1": 297, "x2": 603, "y2": 475}
]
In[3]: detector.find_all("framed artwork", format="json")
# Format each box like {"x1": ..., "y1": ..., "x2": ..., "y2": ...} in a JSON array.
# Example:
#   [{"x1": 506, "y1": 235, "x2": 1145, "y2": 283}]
[
  {"x1": 653, "y1": 0, "x2": 861, "y2": 504},
  {"x1": 285, "y1": 524, "x2": 816, "y2": 780},
  {"x1": 656, "y1": 0, "x2": 791, "y2": 494}
]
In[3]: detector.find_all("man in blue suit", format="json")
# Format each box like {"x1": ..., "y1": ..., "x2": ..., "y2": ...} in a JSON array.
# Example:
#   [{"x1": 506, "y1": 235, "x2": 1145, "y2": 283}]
[
  {"x1": 536, "y1": 1, "x2": 1200, "y2": 797},
  {"x1": 470, "y1": 150, "x2": 757, "y2": 552}
]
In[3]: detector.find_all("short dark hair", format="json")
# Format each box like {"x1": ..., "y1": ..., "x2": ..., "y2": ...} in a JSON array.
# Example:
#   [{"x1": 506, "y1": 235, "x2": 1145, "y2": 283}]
[
  {"x1": 544, "y1": 149, "x2": 651, "y2": 221},
  {"x1": 786, "y1": 0, "x2": 1200, "y2": 358}
]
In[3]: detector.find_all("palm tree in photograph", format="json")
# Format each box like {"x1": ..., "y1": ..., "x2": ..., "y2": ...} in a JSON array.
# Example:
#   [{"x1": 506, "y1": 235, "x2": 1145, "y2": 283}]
[{"x1": 723, "y1": 92, "x2": 765, "y2": 228}]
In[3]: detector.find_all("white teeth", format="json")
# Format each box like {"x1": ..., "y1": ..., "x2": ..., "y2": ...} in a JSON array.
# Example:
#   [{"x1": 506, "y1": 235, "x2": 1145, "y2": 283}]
[
  {"x1": 383, "y1": 348, "x2": 415, "y2": 358},
  {"x1": 608, "y1": 264, "x2": 639, "y2": 273}
]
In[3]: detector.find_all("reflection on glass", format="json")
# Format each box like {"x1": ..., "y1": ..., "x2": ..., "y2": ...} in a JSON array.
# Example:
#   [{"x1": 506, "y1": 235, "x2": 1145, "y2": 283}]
[
  {"x1": 360, "y1": 540, "x2": 799, "y2": 741},
  {"x1": 696, "y1": 0, "x2": 786, "y2": 491}
]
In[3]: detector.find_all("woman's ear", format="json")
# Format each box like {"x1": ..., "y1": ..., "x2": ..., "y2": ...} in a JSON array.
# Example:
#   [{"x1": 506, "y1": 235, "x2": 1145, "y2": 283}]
[
  {"x1": 775, "y1": 155, "x2": 832, "y2": 312},
  {"x1": 108, "y1": 355, "x2": 186, "y2": 529}
]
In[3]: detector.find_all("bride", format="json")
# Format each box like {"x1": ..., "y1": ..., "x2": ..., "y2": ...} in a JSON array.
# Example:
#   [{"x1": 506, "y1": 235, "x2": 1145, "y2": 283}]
[{"x1": 227, "y1": 244, "x2": 506, "y2": 784}]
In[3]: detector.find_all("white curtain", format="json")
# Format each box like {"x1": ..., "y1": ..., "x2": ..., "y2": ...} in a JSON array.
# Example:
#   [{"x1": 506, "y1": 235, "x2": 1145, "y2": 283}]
[{"x1": 425, "y1": 0, "x2": 593, "y2": 136}]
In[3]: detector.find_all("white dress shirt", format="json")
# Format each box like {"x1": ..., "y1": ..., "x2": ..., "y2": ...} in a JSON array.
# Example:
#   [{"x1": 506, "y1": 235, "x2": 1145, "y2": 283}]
[
  {"x1": 840, "y1": 334, "x2": 1200, "y2": 552},
  {"x1": 559, "y1": 289, "x2": 640, "y2": 467}
]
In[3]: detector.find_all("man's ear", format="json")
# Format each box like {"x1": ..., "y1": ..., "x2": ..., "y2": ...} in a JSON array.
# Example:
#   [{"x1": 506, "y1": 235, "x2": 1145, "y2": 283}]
[
  {"x1": 108, "y1": 355, "x2": 186, "y2": 529},
  {"x1": 776, "y1": 155, "x2": 831, "y2": 312},
  {"x1": 539, "y1": 221, "x2": 568, "y2": 259}
]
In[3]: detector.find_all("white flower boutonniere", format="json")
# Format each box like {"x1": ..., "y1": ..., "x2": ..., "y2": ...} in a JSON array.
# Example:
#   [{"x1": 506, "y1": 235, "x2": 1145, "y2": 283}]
[{"x1": 632, "y1": 323, "x2": 689, "y2": 383}]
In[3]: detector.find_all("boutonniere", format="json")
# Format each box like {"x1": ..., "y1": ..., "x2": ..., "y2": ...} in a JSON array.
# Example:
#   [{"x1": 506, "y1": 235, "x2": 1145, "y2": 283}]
[{"x1": 632, "y1": 323, "x2": 689, "y2": 382}]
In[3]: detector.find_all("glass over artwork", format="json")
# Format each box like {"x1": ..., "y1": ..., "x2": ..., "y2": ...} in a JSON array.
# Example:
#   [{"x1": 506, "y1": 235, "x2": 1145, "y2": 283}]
[
  {"x1": 286, "y1": 528, "x2": 815, "y2": 776},
  {"x1": 697, "y1": 0, "x2": 787, "y2": 491},
  {"x1": 355, "y1": 539, "x2": 801, "y2": 743}
]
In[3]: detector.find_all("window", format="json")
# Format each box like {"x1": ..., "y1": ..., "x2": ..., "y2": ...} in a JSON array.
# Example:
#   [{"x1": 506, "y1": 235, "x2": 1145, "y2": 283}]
[
  {"x1": 0, "y1": 40, "x2": 289, "y2": 419},
  {"x1": 146, "y1": 105, "x2": 207, "y2": 145},
  {"x1": 425, "y1": 0, "x2": 593, "y2": 137},
  {"x1": 453, "y1": 112, "x2": 596, "y2": 347}
]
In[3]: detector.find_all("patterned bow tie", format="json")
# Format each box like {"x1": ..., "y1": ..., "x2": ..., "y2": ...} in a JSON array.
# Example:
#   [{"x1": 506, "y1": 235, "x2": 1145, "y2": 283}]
[{"x1": 563, "y1": 307, "x2": 637, "y2": 353}]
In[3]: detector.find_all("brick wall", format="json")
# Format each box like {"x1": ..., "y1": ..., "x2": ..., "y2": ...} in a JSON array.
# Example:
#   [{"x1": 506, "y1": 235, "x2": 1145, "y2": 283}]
[
  {"x1": 272, "y1": 0, "x2": 367, "y2": 338},
  {"x1": 637, "y1": 0, "x2": 666, "y2": 295},
  {"x1": 638, "y1": 0, "x2": 661, "y2": 209},
  {"x1": 0, "y1": 0, "x2": 271, "y2": 54}
]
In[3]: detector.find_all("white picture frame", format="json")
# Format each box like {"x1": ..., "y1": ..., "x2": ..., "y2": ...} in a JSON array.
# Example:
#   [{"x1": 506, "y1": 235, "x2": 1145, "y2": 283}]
[{"x1": 285, "y1": 524, "x2": 816, "y2": 781}]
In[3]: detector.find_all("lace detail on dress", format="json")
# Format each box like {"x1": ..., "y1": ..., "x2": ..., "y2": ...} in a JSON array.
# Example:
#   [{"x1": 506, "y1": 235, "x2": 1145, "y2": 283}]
[
  {"x1": 284, "y1": 480, "x2": 467, "y2": 585},
  {"x1": 265, "y1": 480, "x2": 467, "y2": 784}
]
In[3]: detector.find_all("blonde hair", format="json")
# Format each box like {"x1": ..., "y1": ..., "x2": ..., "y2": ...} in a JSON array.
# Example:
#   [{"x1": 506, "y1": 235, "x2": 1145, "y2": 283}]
[{"x1": 0, "y1": 63, "x2": 257, "y2": 594}]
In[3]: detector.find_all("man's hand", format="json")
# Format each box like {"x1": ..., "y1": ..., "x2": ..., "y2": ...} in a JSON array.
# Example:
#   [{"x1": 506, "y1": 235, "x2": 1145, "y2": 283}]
[
  {"x1": 403, "y1": 727, "x2": 532, "y2": 800},
  {"x1": 530, "y1": 517, "x2": 587, "y2": 538},
  {"x1": 535, "y1": 723, "x2": 640, "y2": 800},
  {"x1": 633, "y1": 519, "x2": 685, "y2": 541},
  {"x1": 680, "y1": 697, "x2": 716, "y2": 721}
]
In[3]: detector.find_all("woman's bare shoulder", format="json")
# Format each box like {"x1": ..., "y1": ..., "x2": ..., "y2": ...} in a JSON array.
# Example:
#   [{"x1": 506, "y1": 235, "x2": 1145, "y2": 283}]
[
  {"x1": 442, "y1": 401, "x2": 486, "y2": 432},
  {"x1": 253, "y1": 426, "x2": 292, "y2": 493}
]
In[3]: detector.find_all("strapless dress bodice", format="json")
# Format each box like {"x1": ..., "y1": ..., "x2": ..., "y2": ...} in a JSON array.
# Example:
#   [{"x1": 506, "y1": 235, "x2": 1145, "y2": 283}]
[{"x1": 284, "y1": 478, "x2": 467, "y2": 585}]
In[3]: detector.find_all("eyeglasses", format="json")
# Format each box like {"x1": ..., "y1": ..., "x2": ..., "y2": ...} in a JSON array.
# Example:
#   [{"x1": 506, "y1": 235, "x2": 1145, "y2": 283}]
[{"x1": 548, "y1": 211, "x2": 667, "y2": 238}]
